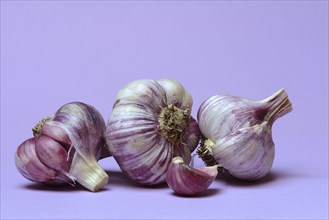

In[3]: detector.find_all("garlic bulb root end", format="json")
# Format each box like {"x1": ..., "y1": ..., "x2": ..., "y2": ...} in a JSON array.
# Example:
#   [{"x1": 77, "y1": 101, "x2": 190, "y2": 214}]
[
  {"x1": 32, "y1": 117, "x2": 52, "y2": 137},
  {"x1": 197, "y1": 138, "x2": 217, "y2": 167},
  {"x1": 158, "y1": 103, "x2": 190, "y2": 145}
]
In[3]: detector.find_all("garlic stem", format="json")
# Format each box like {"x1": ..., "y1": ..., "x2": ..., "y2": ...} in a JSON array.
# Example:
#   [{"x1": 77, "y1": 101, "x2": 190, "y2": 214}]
[
  {"x1": 263, "y1": 88, "x2": 293, "y2": 124},
  {"x1": 69, "y1": 153, "x2": 108, "y2": 192}
]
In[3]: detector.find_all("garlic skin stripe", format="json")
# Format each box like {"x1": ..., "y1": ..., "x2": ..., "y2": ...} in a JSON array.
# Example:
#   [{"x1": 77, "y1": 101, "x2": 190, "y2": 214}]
[
  {"x1": 166, "y1": 156, "x2": 218, "y2": 196},
  {"x1": 15, "y1": 102, "x2": 109, "y2": 192},
  {"x1": 106, "y1": 79, "x2": 201, "y2": 185},
  {"x1": 197, "y1": 89, "x2": 293, "y2": 180}
]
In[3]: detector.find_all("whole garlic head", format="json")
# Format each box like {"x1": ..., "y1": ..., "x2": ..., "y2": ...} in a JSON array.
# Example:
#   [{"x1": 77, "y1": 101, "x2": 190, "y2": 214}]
[
  {"x1": 106, "y1": 79, "x2": 201, "y2": 185},
  {"x1": 197, "y1": 89, "x2": 292, "y2": 180},
  {"x1": 15, "y1": 102, "x2": 109, "y2": 192}
]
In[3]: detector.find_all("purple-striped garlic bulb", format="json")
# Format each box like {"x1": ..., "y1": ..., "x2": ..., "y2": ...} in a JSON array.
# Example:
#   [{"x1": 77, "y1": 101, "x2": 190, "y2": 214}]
[
  {"x1": 166, "y1": 156, "x2": 218, "y2": 196},
  {"x1": 106, "y1": 79, "x2": 201, "y2": 185},
  {"x1": 15, "y1": 102, "x2": 109, "y2": 192},
  {"x1": 197, "y1": 89, "x2": 293, "y2": 180}
]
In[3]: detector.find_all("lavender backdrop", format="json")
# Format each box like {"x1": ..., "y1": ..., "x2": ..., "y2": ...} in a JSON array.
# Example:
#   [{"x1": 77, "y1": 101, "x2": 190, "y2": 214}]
[{"x1": 1, "y1": 1, "x2": 328, "y2": 219}]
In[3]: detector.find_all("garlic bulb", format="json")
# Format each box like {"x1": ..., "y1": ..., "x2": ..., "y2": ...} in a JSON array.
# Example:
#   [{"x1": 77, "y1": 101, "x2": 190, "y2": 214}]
[
  {"x1": 166, "y1": 156, "x2": 218, "y2": 196},
  {"x1": 197, "y1": 89, "x2": 292, "y2": 180},
  {"x1": 15, "y1": 102, "x2": 109, "y2": 192},
  {"x1": 106, "y1": 79, "x2": 201, "y2": 185}
]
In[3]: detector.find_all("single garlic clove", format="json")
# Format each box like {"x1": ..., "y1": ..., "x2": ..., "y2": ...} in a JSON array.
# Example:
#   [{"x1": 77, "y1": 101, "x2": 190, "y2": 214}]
[
  {"x1": 15, "y1": 138, "x2": 67, "y2": 185},
  {"x1": 49, "y1": 102, "x2": 107, "y2": 161},
  {"x1": 166, "y1": 156, "x2": 218, "y2": 196},
  {"x1": 40, "y1": 124, "x2": 71, "y2": 148},
  {"x1": 212, "y1": 122, "x2": 275, "y2": 180},
  {"x1": 156, "y1": 78, "x2": 193, "y2": 109},
  {"x1": 35, "y1": 134, "x2": 70, "y2": 173}
]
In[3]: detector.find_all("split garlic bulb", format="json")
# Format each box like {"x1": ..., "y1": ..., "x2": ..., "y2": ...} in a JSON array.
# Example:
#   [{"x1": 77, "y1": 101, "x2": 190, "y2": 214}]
[
  {"x1": 15, "y1": 102, "x2": 109, "y2": 192},
  {"x1": 197, "y1": 89, "x2": 293, "y2": 180},
  {"x1": 106, "y1": 79, "x2": 201, "y2": 185}
]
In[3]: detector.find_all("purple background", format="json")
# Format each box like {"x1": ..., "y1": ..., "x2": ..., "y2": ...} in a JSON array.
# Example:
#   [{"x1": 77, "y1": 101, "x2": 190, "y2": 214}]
[{"x1": 1, "y1": 1, "x2": 328, "y2": 219}]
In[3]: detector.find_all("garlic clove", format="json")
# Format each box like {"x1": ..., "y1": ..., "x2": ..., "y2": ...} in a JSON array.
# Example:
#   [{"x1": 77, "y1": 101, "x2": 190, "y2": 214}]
[
  {"x1": 212, "y1": 122, "x2": 275, "y2": 180},
  {"x1": 109, "y1": 132, "x2": 173, "y2": 185},
  {"x1": 15, "y1": 138, "x2": 66, "y2": 185},
  {"x1": 156, "y1": 78, "x2": 193, "y2": 109},
  {"x1": 166, "y1": 156, "x2": 218, "y2": 196},
  {"x1": 49, "y1": 102, "x2": 107, "y2": 160},
  {"x1": 40, "y1": 123, "x2": 71, "y2": 148},
  {"x1": 35, "y1": 134, "x2": 70, "y2": 173}
]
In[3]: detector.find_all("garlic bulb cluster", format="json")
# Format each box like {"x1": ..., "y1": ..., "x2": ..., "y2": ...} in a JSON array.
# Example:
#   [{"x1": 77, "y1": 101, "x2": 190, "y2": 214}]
[
  {"x1": 166, "y1": 156, "x2": 218, "y2": 196},
  {"x1": 106, "y1": 79, "x2": 201, "y2": 185},
  {"x1": 197, "y1": 89, "x2": 292, "y2": 180},
  {"x1": 15, "y1": 76, "x2": 294, "y2": 197},
  {"x1": 15, "y1": 102, "x2": 109, "y2": 192}
]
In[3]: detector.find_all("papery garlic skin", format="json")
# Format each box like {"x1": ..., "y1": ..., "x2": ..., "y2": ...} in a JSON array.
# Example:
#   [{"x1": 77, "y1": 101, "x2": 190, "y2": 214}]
[
  {"x1": 166, "y1": 156, "x2": 218, "y2": 196},
  {"x1": 212, "y1": 122, "x2": 275, "y2": 180},
  {"x1": 15, "y1": 102, "x2": 109, "y2": 192},
  {"x1": 198, "y1": 89, "x2": 291, "y2": 141},
  {"x1": 106, "y1": 79, "x2": 200, "y2": 185},
  {"x1": 197, "y1": 89, "x2": 292, "y2": 180}
]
